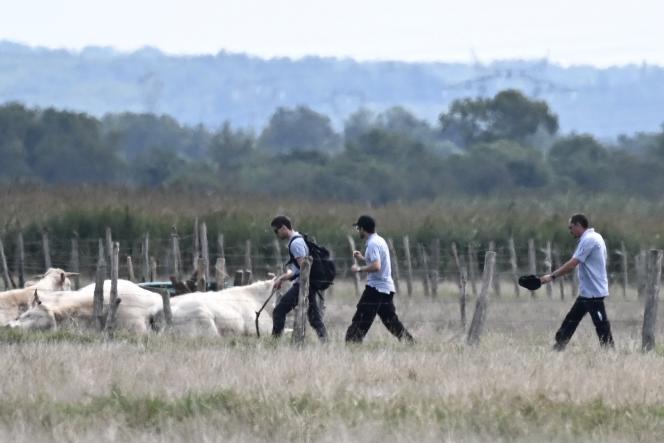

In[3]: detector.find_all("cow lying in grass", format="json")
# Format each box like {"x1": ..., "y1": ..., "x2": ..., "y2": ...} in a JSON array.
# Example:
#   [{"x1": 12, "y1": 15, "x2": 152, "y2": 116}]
[
  {"x1": 149, "y1": 278, "x2": 277, "y2": 337},
  {"x1": 9, "y1": 279, "x2": 161, "y2": 334},
  {"x1": 0, "y1": 268, "x2": 77, "y2": 326}
]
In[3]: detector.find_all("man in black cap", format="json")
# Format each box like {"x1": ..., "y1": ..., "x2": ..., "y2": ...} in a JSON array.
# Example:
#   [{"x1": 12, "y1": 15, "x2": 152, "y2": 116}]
[{"x1": 345, "y1": 215, "x2": 414, "y2": 344}]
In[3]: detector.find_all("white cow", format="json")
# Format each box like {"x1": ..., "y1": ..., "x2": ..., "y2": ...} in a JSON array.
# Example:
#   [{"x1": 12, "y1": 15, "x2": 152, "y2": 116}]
[
  {"x1": 0, "y1": 268, "x2": 76, "y2": 326},
  {"x1": 9, "y1": 279, "x2": 162, "y2": 334},
  {"x1": 149, "y1": 279, "x2": 277, "y2": 337}
]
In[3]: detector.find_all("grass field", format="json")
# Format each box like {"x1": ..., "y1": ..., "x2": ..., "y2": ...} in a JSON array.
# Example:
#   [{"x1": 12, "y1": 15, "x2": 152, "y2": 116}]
[{"x1": 2, "y1": 279, "x2": 663, "y2": 442}]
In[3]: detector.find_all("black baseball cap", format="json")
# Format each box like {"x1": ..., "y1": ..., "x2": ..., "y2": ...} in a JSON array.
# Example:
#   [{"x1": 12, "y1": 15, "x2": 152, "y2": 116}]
[{"x1": 353, "y1": 215, "x2": 375, "y2": 232}]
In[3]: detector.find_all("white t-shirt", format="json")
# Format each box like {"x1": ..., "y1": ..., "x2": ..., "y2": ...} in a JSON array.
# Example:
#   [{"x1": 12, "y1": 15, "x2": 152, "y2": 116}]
[
  {"x1": 364, "y1": 233, "x2": 395, "y2": 294},
  {"x1": 288, "y1": 232, "x2": 308, "y2": 283},
  {"x1": 573, "y1": 228, "x2": 609, "y2": 298}
]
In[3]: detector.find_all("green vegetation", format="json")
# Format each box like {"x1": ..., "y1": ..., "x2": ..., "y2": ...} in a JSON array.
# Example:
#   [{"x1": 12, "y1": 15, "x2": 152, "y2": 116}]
[{"x1": 2, "y1": 90, "x2": 664, "y2": 204}]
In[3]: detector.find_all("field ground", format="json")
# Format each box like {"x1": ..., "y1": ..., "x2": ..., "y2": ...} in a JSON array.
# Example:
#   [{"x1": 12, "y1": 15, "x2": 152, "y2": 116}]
[{"x1": 2, "y1": 279, "x2": 664, "y2": 442}]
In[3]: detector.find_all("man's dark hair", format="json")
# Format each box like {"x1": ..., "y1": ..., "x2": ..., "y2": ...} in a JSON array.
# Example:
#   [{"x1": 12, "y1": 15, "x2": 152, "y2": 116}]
[
  {"x1": 570, "y1": 214, "x2": 589, "y2": 228},
  {"x1": 270, "y1": 215, "x2": 292, "y2": 230},
  {"x1": 354, "y1": 215, "x2": 376, "y2": 233}
]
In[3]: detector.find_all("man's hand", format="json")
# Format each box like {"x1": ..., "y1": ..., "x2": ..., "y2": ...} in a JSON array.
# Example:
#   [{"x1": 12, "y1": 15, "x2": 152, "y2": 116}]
[
  {"x1": 353, "y1": 250, "x2": 364, "y2": 261},
  {"x1": 351, "y1": 264, "x2": 361, "y2": 273},
  {"x1": 540, "y1": 274, "x2": 553, "y2": 284},
  {"x1": 274, "y1": 277, "x2": 284, "y2": 289}
]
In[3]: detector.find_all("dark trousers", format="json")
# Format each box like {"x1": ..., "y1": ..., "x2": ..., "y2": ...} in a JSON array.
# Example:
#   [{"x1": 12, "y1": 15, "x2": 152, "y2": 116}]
[
  {"x1": 345, "y1": 286, "x2": 414, "y2": 343},
  {"x1": 554, "y1": 296, "x2": 614, "y2": 350},
  {"x1": 272, "y1": 283, "x2": 327, "y2": 340}
]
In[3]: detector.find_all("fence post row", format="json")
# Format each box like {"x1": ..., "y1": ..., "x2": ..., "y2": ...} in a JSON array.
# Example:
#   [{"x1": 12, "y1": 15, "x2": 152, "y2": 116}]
[
  {"x1": 528, "y1": 238, "x2": 537, "y2": 297},
  {"x1": 105, "y1": 227, "x2": 113, "y2": 279},
  {"x1": 642, "y1": 249, "x2": 663, "y2": 352},
  {"x1": 467, "y1": 251, "x2": 496, "y2": 345},
  {"x1": 488, "y1": 241, "x2": 501, "y2": 297},
  {"x1": 292, "y1": 256, "x2": 312, "y2": 346},
  {"x1": 244, "y1": 240, "x2": 253, "y2": 283},
  {"x1": 192, "y1": 217, "x2": 200, "y2": 271},
  {"x1": 544, "y1": 241, "x2": 553, "y2": 299},
  {"x1": 16, "y1": 230, "x2": 25, "y2": 288},
  {"x1": 171, "y1": 226, "x2": 180, "y2": 280}
]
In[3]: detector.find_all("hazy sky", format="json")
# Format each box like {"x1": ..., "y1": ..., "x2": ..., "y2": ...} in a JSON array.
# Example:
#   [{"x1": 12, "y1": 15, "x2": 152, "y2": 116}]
[{"x1": 1, "y1": 0, "x2": 662, "y2": 66}]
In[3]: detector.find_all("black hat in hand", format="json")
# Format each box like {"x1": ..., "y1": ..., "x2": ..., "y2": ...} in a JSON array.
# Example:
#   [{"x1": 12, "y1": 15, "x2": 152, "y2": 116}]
[{"x1": 518, "y1": 275, "x2": 542, "y2": 291}]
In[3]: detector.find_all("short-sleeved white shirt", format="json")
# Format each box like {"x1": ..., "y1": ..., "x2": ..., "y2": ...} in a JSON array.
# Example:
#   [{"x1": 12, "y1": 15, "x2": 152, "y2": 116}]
[
  {"x1": 364, "y1": 233, "x2": 395, "y2": 294},
  {"x1": 573, "y1": 228, "x2": 609, "y2": 298},
  {"x1": 288, "y1": 232, "x2": 309, "y2": 283}
]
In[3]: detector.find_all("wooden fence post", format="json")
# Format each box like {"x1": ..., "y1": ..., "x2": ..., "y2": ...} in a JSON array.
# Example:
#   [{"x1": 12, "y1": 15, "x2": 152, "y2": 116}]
[
  {"x1": 467, "y1": 251, "x2": 496, "y2": 345},
  {"x1": 417, "y1": 243, "x2": 431, "y2": 297},
  {"x1": 104, "y1": 242, "x2": 121, "y2": 335},
  {"x1": 200, "y1": 222, "x2": 210, "y2": 283},
  {"x1": 431, "y1": 239, "x2": 440, "y2": 297},
  {"x1": 197, "y1": 257, "x2": 207, "y2": 291},
  {"x1": 93, "y1": 246, "x2": 106, "y2": 332},
  {"x1": 244, "y1": 240, "x2": 253, "y2": 281},
  {"x1": 192, "y1": 217, "x2": 200, "y2": 271},
  {"x1": 292, "y1": 256, "x2": 312, "y2": 346},
  {"x1": 105, "y1": 227, "x2": 113, "y2": 278},
  {"x1": 403, "y1": 236, "x2": 414, "y2": 297},
  {"x1": 348, "y1": 235, "x2": 361, "y2": 297},
  {"x1": 528, "y1": 238, "x2": 537, "y2": 297},
  {"x1": 636, "y1": 250, "x2": 647, "y2": 299},
  {"x1": 508, "y1": 237, "x2": 520, "y2": 298},
  {"x1": 215, "y1": 257, "x2": 227, "y2": 289},
  {"x1": 618, "y1": 242, "x2": 628, "y2": 298},
  {"x1": 142, "y1": 232, "x2": 150, "y2": 282},
  {"x1": 0, "y1": 237, "x2": 14, "y2": 289},
  {"x1": 642, "y1": 249, "x2": 663, "y2": 351},
  {"x1": 553, "y1": 247, "x2": 566, "y2": 300},
  {"x1": 387, "y1": 239, "x2": 401, "y2": 294},
  {"x1": 171, "y1": 226, "x2": 180, "y2": 280},
  {"x1": 451, "y1": 242, "x2": 468, "y2": 328},
  {"x1": 16, "y1": 230, "x2": 25, "y2": 288},
  {"x1": 41, "y1": 228, "x2": 52, "y2": 271},
  {"x1": 69, "y1": 232, "x2": 80, "y2": 290},
  {"x1": 273, "y1": 238, "x2": 283, "y2": 275},
  {"x1": 544, "y1": 241, "x2": 553, "y2": 299},
  {"x1": 234, "y1": 270, "x2": 244, "y2": 286},
  {"x1": 488, "y1": 241, "x2": 501, "y2": 297},
  {"x1": 150, "y1": 256, "x2": 157, "y2": 281},
  {"x1": 467, "y1": 243, "x2": 478, "y2": 297},
  {"x1": 127, "y1": 256, "x2": 136, "y2": 282}
]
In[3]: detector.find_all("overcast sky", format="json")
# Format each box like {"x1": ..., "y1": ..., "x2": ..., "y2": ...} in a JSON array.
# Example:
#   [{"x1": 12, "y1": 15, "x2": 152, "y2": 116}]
[{"x1": 1, "y1": 0, "x2": 662, "y2": 66}]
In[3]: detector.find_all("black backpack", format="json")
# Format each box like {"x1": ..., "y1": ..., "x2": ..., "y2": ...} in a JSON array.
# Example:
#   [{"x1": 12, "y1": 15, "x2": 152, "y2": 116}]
[{"x1": 287, "y1": 234, "x2": 336, "y2": 290}]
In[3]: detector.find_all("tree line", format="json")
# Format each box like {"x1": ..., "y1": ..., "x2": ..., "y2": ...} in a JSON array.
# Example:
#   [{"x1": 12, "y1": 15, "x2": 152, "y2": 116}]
[{"x1": 1, "y1": 89, "x2": 663, "y2": 203}]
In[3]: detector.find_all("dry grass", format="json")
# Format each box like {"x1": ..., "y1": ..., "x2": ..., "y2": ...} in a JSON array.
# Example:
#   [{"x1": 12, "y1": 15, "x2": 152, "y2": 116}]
[{"x1": 1, "y1": 280, "x2": 663, "y2": 442}]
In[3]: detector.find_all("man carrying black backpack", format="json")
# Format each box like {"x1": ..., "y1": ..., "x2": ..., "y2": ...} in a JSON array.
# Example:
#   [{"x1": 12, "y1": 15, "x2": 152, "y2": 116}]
[{"x1": 270, "y1": 215, "x2": 328, "y2": 342}]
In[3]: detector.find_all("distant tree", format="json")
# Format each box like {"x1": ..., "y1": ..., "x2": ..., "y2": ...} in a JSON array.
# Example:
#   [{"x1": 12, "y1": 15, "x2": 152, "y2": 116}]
[
  {"x1": 0, "y1": 103, "x2": 33, "y2": 179},
  {"x1": 258, "y1": 106, "x2": 342, "y2": 154},
  {"x1": 439, "y1": 89, "x2": 559, "y2": 148},
  {"x1": 208, "y1": 121, "x2": 256, "y2": 173},
  {"x1": 548, "y1": 134, "x2": 609, "y2": 190}
]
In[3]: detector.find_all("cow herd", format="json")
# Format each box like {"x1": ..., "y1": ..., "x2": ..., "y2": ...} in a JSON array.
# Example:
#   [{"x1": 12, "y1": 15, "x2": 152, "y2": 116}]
[{"x1": 1, "y1": 268, "x2": 278, "y2": 337}]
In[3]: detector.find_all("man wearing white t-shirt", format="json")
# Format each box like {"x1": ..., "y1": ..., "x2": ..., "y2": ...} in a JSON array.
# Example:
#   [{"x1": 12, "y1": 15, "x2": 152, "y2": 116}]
[
  {"x1": 541, "y1": 214, "x2": 614, "y2": 350},
  {"x1": 345, "y1": 215, "x2": 414, "y2": 344}
]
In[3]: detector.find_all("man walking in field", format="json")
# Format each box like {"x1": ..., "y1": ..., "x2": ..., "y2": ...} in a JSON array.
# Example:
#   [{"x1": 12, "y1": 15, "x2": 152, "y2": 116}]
[
  {"x1": 345, "y1": 215, "x2": 414, "y2": 344},
  {"x1": 540, "y1": 214, "x2": 614, "y2": 350},
  {"x1": 270, "y1": 215, "x2": 328, "y2": 342}
]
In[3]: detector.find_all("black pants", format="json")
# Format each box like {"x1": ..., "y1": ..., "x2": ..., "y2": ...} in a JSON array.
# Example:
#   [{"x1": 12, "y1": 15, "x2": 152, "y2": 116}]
[
  {"x1": 554, "y1": 296, "x2": 614, "y2": 350},
  {"x1": 272, "y1": 283, "x2": 327, "y2": 340},
  {"x1": 345, "y1": 286, "x2": 414, "y2": 343}
]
